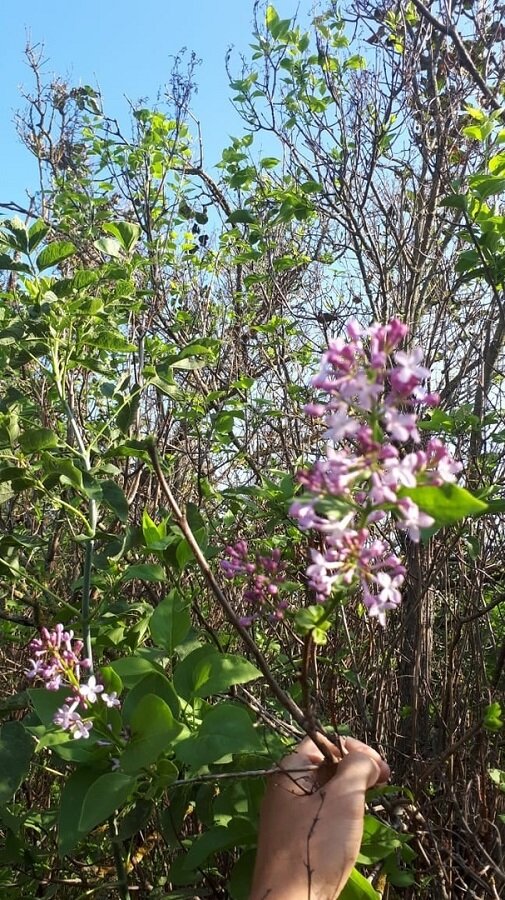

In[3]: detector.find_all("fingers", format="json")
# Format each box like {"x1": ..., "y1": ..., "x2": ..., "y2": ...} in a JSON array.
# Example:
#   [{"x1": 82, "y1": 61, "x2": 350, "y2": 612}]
[
  {"x1": 341, "y1": 738, "x2": 391, "y2": 784},
  {"x1": 271, "y1": 734, "x2": 389, "y2": 797},
  {"x1": 281, "y1": 734, "x2": 389, "y2": 781},
  {"x1": 336, "y1": 749, "x2": 383, "y2": 790}
]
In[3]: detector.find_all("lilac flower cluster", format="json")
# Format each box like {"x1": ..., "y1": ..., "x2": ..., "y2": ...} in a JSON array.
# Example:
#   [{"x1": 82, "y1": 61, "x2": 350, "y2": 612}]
[
  {"x1": 220, "y1": 540, "x2": 288, "y2": 626},
  {"x1": 290, "y1": 318, "x2": 462, "y2": 626},
  {"x1": 26, "y1": 625, "x2": 120, "y2": 740}
]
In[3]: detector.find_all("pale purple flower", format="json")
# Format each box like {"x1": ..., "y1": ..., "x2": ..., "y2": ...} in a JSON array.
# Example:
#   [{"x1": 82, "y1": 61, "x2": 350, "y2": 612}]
[
  {"x1": 221, "y1": 541, "x2": 288, "y2": 625},
  {"x1": 53, "y1": 702, "x2": 79, "y2": 730},
  {"x1": 69, "y1": 714, "x2": 93, "y2": 740},
  {"x1": 362, "y1": 583, "x2": 402, "y2": 627},
  {"x1": 396, "y1": 498, "x2": 435, "y2": 541},
  {"x1": 324, "y1": 404, "x2": 361, "y2": 441},
  {"x1": 346, "y1": 319, "x2": 363, "y2": 340},
  {"x1": 101, "y1": 691, "x2": 121, "y2": 708},
  {"x1": 304, "y1": 402, "x2": 326, "y2": 417},
  {"x1": 78, "y1": 675, "x2": 104, "y2": 705},
  {"x1": 24, "y1": 658, "x2": 49, "y2": 680},
  {"x1": 390, "y1": 348, "x2": 430, "y2": 395},
  {"x1": 426, "y1": 438, "x2": 462, "y2": 483},
  {"x1": 375, "y1": 571, "x2": 404, "y2": 607},
  {"x1": 288, "y1": 318, "x2": 465, "y2": 625},
  {"x1": 383, "y1": 409, "x2": 420, "y2": 444}
]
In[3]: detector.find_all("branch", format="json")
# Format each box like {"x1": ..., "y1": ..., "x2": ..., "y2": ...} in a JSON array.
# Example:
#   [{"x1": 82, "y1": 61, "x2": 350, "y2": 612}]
[
  {"x1": 146, "y1": 439, "x2": 337, "y2": 761},
  {"x1": 169, "y1": 763, "x2": 320, "y2": 789},
  {"x1": 0, "y1": 610, "x2": 35, "y2": 627},
  {"x1": 410, "y1": 0, "x2": 504, "y2": 115}
]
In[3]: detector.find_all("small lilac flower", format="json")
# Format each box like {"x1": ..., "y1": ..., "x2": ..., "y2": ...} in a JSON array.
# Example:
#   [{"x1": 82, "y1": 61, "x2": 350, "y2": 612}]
[
  {"x1": 390, "y1": 348, "x2": 430, "y2": 395},
  {"x1": 78, "y1": 675, "x2": 104, "y2": 705},
  {"x1": 53, "y1": 702, "x2": 79, "y2": 730},
  {"x1": 396, "y1": 498, "x2": 435, "y2": 542},
  {"x1": 383, "y1": 409, "x2": 420, "y2": 444},
  {"x1": 221, "y1": 541, "x2": 288, "y2": 625},
  {"x1": 101, "y1": 691, "x2": 121, "y2": 708},
  {"x1": 69, "y1": 714, "x2": 93, "y2": 740}
]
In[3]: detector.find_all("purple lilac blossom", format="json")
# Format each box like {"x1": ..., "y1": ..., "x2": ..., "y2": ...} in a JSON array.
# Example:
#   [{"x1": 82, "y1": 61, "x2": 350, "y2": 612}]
[
  {"x1": 291, "y1": 318, "x2": 462, "y2": 625},
  {"x1": 25, "y1": 626, "x2": 121, "y2": 739},
  {"x1": 220, "y1": 543, "x2": 288, "y2": 625}
]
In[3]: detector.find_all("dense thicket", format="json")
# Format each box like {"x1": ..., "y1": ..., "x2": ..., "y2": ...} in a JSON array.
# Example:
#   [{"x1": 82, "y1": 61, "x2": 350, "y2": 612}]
[{"x1": 0, "y1": 2, "x2": 503, "y2": 898}]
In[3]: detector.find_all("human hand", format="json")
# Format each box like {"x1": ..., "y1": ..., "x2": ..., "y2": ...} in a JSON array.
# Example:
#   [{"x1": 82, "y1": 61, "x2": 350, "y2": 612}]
[{"x1": 250, "y1": 734, "x2": 390, "y2": 900}]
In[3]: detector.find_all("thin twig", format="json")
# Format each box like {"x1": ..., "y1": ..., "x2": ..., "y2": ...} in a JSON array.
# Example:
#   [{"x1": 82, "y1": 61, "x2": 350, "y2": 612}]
[
  {"x1": 410, "y1": 0, "x2": 504, "y2": 116},
  {"x1": 169, "y1": 764, "x2": 320, "y2": 789},
  {"x1": 146, "y1": 439, "x2": 334, "y2": 761}
]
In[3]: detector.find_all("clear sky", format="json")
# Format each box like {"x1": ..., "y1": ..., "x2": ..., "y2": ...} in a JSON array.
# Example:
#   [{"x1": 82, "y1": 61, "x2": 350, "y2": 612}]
[{"x1": 1, "y1": 0, "x2": 301, "y2": 205}]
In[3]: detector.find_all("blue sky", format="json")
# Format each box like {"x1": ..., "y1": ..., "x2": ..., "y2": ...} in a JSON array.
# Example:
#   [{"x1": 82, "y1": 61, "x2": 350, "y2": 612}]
[{"x1": 1, "y1": 0, "x2": 301, "y2": 205}]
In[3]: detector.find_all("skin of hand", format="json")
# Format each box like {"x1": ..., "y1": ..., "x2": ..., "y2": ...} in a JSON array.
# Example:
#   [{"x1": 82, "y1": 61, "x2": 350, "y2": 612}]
[{"x1": 249, "y1": 734, "x2": 390, "y2": 900}]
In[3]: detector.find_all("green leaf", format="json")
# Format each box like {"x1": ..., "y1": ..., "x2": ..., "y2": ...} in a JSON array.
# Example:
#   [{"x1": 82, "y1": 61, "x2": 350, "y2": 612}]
[
  {"x1": 440, "y1": 194, "x2": 467, "y2": 210},
  {"x1": 401, "y1": 484, "x2": 488, "y2": 525},
  {"x1": 121, "y1": 672, "x2": 180, "y2": 723},
  {"x1": 299, "y1": 180, "x2": 323, "y2": 194},
  {"x1": 19, "y1": 428, "x2": 58, "y2": 453},
  {"x1": 104, "y1": 439, "x2": 152, "y2": 463},
  {"x1": 4, "y1": 217, "x2": 29, "y2": 252},
  {"x1": 120, "y1": 694, "x2": 185, "y2": 774},
  {"x1": 100, "y1": 665, "x2": 123, "y2": 697},
  {"x1": 469, "y1": 173, "x2": 505, "y2": 199},
  {"x1": 485, "y1": 498, "x2": 505, "y2": 514},
  {"x1": 228, "y1": 849, "x2": 256, "y2": 900},
  {"x1": 28, "y1": 220, "x2": 50, "y2": 251},
  {"x1": 266, "y1": 5, "x2": 279, "y2": 30},
  {"x1": 36, "y1": 241, "x2": 76, "y2": 272},
  {"x1": 381, "y1": 854, "x2": 416, "y2": 887},
  {"x1": 116, "y1": 383, "x2": 141, "y2": 433},
  {"x1": 41, "y1": 454, "x2": 84, "y2": 490},
  {"x1": 175, "y1": 704, "x2": 263, "y2": 768},
  {"x1": 418, "y1": 408, "x2": 455, "y2": 433},
  {"x1": 0, "y1": 721, "x2": 33, "y2": 805},
  {"x1": 28, "y1": 687, "x2": 71, "y2": 727},
  {"x1": 150, "y1": 375, "x2": 182, "y2": 398},
  {"x1": 295, "y1": 605, "x2": 331, "y2": 643},
  {"x1": 345, "y1": 54, "x2": 366, "y2": 71},
  {"x1": 0, "y1": 254, "x2": 31, "y2": 273},
  {"x1": 483, "y1": 702, "x2": 503, "y2": 732},
  {"x1": 142, "y1": 509, "x2": 168, "y2": 550},
  {"x1": 339, "y1": 867, "x2": 380, "y2": 899},
  {"x1": 103, "y1": 221, "x2": 141, "y2": 253},
  {"x1": 91, "y1": 332, "x2": 136, "y2": 352},
  {"x1": 108, "y1": 655, "x2": 164, "y2": 688},
  {"x1": 122, "y1": 563, "x2": 166, "y2": 583},
  {"x1": 463, "y1": 124, "x2": 486, "y2": 142},
  {"x1": 488, "y1": 768, "x2": 505, "y2": 792},
  {"x1": 227, "y1": 209, "x2": 256, "y2": 225},
  {"x1": 78, "y1": 772, "x2": 137, "y2": 833},
  {"x1": 116, "y1": 798, "x2": 153, "y2": 840},
  {"x1": 100, "y1": 480, "x2": 129, "y2": 522},
  {"x1": 94, "y1": 236, "x2": 123, "y2": 258},
  {"x1": 357, "y1": 815, "x2": 403, "y2": 864},
  {"x1": 58, "y1": 766, "x2": 100, "y2": 856},
  {"x1": 183, "y1": 818, "x2": 256, "y2": 872},
  {"x1": 149, "y1": 591, "x2": 191, "y2": 654},
  {"x1": 173, "y1": 646, "x2": 261, "y2": 700},
  {"x1": 260, "y1": 157, "x2": 280, "y2": 168}
]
